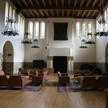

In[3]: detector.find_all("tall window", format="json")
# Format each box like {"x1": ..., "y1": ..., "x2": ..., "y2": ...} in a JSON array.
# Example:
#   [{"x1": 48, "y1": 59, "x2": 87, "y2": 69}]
[
  {"x1": 9, "y1": 6, "x2": 12, "y2": 17},
  {"x1": 76, "y1": 22, "x2": 80, "y2": 37},
  {"x1": 18, "y1": 15, "x2": 20, "y2": 34},
  {"x1": 5, "y1": 2, "x2": 9, "y2": 25},
  {"x1": 40, "y1": 21, "x2": 45, "y2": 39},
  {"x1": 82, "y1": 23, "x2": 86, "y2": 37},
  {"x1": 34, "y1": 21, "x2": 39, "y2": 39},
  {"x1": 104, "y1": 10, "x2": 107, "y2": 31},
  {"x1": 22, "y1": 20, "x2": 25, "y2": 37},
  {"x1": 88, "y1": 23, "x2": 92, "y2": 33},
  {"x1": 28, "y1": 21, "x2": 33, "y2": 39}
]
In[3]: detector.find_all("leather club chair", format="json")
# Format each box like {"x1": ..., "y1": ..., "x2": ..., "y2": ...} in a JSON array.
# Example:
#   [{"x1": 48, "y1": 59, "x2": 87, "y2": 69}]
[
  {"x1": 18, "y1": 68, "x2": 30, "y2": 76},
  {"x1": 74, "y1": 69, "x2": 83, "y2": 78}
]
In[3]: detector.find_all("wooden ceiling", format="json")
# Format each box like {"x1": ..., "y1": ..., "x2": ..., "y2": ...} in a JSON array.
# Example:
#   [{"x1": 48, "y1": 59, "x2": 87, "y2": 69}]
[{"x1": 10, "y1": 0, "x2": 108, "y2": 19}]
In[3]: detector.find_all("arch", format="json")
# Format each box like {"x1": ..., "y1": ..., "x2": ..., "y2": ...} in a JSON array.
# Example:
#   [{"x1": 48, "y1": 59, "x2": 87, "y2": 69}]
[
  {"x1": 82, "y1": 22, "x2": 86, "y2": 37},
  {"x1": 105, "y1": 43, "x2": 108, "y2": 63},
  {"x1": 3, "y1": 41, "x2": 14, "y2": 74}
]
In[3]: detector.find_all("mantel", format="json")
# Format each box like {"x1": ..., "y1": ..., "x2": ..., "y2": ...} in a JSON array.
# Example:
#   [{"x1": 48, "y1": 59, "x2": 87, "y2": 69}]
[{"x1": 47, "y1": 56, "x2": 73, "y2": 60}]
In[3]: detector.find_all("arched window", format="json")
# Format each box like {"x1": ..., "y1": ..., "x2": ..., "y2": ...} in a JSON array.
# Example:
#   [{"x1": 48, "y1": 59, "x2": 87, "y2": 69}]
[
  {"x1": 76, "y1": 22, "x2": 80, "y2": 37},
  {"x1": 12, "y1": 9, "x2": 15, "y2": 30},
  {"x1": 9, "y1": 6, "x2": 12, "y2": 18},
  {"x1": 5, "y1": 2, "x2": 9, "y2": 25},
  {"x1": 34, "y1": 21, "x2": 39, "y2": 39},
  {"x1": 18, "y1": 15, "x2": 20, "y2": 34},
  {"x1": 40, "y1": 21, "x2": 45, "y2": 39},
  {"x1": 82, "y1": 23, "x2": 86, "y2": 37},
  {"x1": 104, "y1": 10, "x2": 107, "y2": 31},
  {"x1": 22, "y1": 20, "x2": 25, "y2": 37},
  {"x1": 28, "y1": 21, "x2": 33, "y2": 39},
  {"x1": 88, "y1": 23, "x2": 92, "y2": 33}
]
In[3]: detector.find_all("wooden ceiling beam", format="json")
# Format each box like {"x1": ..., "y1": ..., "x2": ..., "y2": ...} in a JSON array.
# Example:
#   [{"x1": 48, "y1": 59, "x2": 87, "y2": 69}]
[
  {"x1": 68, "y1": 0, "x2": 71, "y2": 7},
  {"x1": 34, "y1": 10, "x2": 40, "y2": 17},
  {"x1": 29, "y1": 11, "x2": 35, "y2": 17},
  {"x1": 22, "y1": 0, "x2": 28, "y2": 7},
  {"x1": 57, "y1": 10, "x2": 59, "y2": 17},
  {"x1": 51, "y1": 10, "x2": 54, "y2": 16},
  {"x1": 91, "y1": 11, "x2": 97, "y2": 18},
  {"x1": 81, "y1": 11, "x2": 85, "y2": 18},
  {"x1": 35, "y1": 0, "x2": 40, "y2": 6},
  {"x1": 62, "y1": 10, "x2": 64, "y2": 17},
  {"x1": 67, "y1": 10, "x2": 69, "y2": 17},
  {"x1": 46, "y1": 10, "x2": 49, "y2": 17},
  {"x1": 72, "y1": 11, "x2": 74, "y2": 17},
  {"x1": 42, "y1": 0, "x2": 46, "y2": 7},
  {"x1": 28, "y1": 0, "x2": 34, "y2": 7},
  {"x1": 86, "y1": 0, "x2": 91, "y2": 7},
  {"x1": 77, "y1": 11, "x2": 80, "y2": 18},
  {"x1": 49, "y1": 0, "x2": 52, "y2": 7},
  {"x1": 74, "y1": 0, "x2": 77, "y2": 7},
  {"x1": 80, "y1": 0, "x2": 84, "y2": 7},
  {"x1": 92, "y1": 0, "x2": 97, "y2": 7},
  {"x1": 55, "y1": 0, "x2": 58, "y2": 7},
  {"x1": 62, "y1": 0, "x2": 64, "y2": 7},
  {"x1": 18, "y1": 7, "x2": 99, "y2": 12},
  {"x1": 24, "y1": 11, "x2": 30, "y2": 17},
  {"x1": 40, "y1": 10, "x2": 44, "y2": 17},
  {"x1": 86, "y1": 11, "x2": 90, "y2": 18},
  {"x1": 16, "y1": 0, "x2": 23, "y2": 7}
]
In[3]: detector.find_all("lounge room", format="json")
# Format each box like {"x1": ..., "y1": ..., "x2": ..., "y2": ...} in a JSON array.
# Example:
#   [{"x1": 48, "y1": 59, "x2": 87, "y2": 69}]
[{"x1": 0, "y1": 0, "x2": 108, "y2": 108}]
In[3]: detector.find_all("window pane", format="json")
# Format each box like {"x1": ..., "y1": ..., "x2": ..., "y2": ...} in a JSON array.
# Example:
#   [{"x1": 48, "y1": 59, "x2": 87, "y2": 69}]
[
  {"x1": 28, "y1": 21, "x2": 33, "y2": 39},
  {"x1": 34, "y1": 22, "x2": 39, "y2": 39},
  {"x1": 5, "y1": 2, "x2": 8, "y2": 25},
  {"x1": 82, "y1": 23, "x2": 86, "y2": 37},
  {"x1": 9, "y1": 6, "x2": 12, "y2": 18},
  {"x1": 88, "y1": 23, "x2": 92, "y2": 33},
  {"x1": 76, "y1": 22, "x2": 80, "y2": 37},
  {"x1": 40, "y1": 21, "x2": 45, "y2": 39}
]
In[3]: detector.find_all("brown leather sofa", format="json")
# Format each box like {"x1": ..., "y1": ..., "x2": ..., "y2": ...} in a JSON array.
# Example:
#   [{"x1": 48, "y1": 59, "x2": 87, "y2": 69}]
[
  {"x1": 18, "y1": 68, "x2": 30, "y2": 76},
  {"x1": 29, "y1": 69, "x2": 37, "y2": 77},
  {"x1": 74, "y1": 69, "x2": 92, "y2": 78},
  {"x1": 33, "y1": 68, "x2": 40, "y2": 73},
  {"x1": 96, "y1": 76, "x2": 108, "y2": 89},
  {"x1": 80, "y1": 76, "x2": 96, "y2": 90},
  {"x1": 9, "y1": 76, "x2": 26, "y2": 89},
  {"x1": 32, "y1": 71, "x2": 47, "y2": 85},
  {"x1": 74, "y1": 69, "x2": 83, "y2": 77},
  {"x1": 0, "y1": 76, "x2": 9, "y2": 89},
  {"x1": 0, "y1": 70, "x2": 12, "y2": 76},
  {"x1": 58, "y1": 72, "x2": 70, "y2": 86},
  {"x1": 42, "y1": 68, "x2": 49, "y2": 73}
]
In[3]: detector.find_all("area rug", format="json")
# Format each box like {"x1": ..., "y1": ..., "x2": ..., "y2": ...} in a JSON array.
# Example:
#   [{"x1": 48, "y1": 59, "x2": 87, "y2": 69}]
[
  {"x1": 0, "y1": 79, "x2": 48, "y2": 92},
  {"x1": 58, "y1": 78, "x2": 82, "y2": 92},
  {"x1": 23, "y1": 79, "x2": 48, "y2": 92}
]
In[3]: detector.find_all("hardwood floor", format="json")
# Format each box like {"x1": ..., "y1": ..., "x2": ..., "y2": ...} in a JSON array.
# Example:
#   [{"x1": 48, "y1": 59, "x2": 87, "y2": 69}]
[{"x1": 0, "y1": 74, "x2": 105, "y2": 108}]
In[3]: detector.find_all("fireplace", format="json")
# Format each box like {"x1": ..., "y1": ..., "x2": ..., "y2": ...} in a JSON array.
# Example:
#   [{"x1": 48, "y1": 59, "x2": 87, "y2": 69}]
[{"x1": 53, "y1": 56, "x2": 67, "y2": 73}]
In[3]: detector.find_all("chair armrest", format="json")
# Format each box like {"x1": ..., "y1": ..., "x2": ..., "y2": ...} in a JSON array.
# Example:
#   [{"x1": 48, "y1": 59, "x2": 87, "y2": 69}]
[{"x1": 59, "y1": 76, "x2": 70, "y2": 83}]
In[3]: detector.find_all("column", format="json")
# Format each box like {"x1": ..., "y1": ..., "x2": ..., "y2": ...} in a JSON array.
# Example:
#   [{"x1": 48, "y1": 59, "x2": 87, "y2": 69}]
[{"x1": 0, "y1": 53, "x2": 3, "y2": 71}]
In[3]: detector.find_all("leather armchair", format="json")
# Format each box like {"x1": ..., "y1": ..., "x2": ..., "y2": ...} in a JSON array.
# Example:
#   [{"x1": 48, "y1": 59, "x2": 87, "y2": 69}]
[
  {"x1": 58, "y1": 73, "x2": 70, "y2": 86},
  {"x1": 18, "y1": 68, "x2": 30, "y2": 76},
  {"x1": 9, "y1": 76, "x2": 26, "y2": 89},
  {"x1": 74, "y1": 69, "x2": 83, "y2": 78}
]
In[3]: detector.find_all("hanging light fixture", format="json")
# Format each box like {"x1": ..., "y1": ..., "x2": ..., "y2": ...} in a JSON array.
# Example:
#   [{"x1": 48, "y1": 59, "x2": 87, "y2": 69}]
[
  {"x1": 94, "y1": 0, "x2": 108, "y2": 37},
  {"x1": 21, "y1": 32, "x2": 32, "y2": 44},
  {"x1": 1, "y1": 17, "x2": 19, "y2": 36},
  {"x1": 80, "y1": 39, "x2": 88, "y2": 48},
  {"x1": 31, "y1": 39, "x2": 40, "y2": 48}
]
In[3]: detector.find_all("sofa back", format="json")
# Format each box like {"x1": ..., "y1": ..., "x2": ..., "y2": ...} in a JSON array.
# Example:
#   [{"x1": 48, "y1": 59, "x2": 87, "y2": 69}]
[{"x1": 0, "y1": 76, "x2": 9, "y2": 86}]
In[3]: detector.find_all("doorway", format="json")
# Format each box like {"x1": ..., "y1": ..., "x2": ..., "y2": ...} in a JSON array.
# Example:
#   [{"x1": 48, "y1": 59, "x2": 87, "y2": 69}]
[{"x1": 3, "y1": 41, "x2": 14, "y2": 74}]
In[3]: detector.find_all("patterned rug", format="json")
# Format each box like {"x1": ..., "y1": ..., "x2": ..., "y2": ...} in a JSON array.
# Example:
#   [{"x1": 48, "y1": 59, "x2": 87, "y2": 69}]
[
  {"x1": 23, "y1": 79, "x2": 47, "y2": 92},
  {"x1": 0, "y1": 79, "x2": 47, "y2": 92},
  {"x1": 58, "y1": 78, "x2": 82, "y2": 92}
]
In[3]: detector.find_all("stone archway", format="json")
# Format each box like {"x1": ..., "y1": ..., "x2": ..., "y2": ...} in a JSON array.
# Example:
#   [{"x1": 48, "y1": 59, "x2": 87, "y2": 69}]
[
  {"x1": 3, "y1": 41, "x2": 14, "y2": 74},
  {"x1": 105, "y1": 43, "x2": 108, "y2": 72}
]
